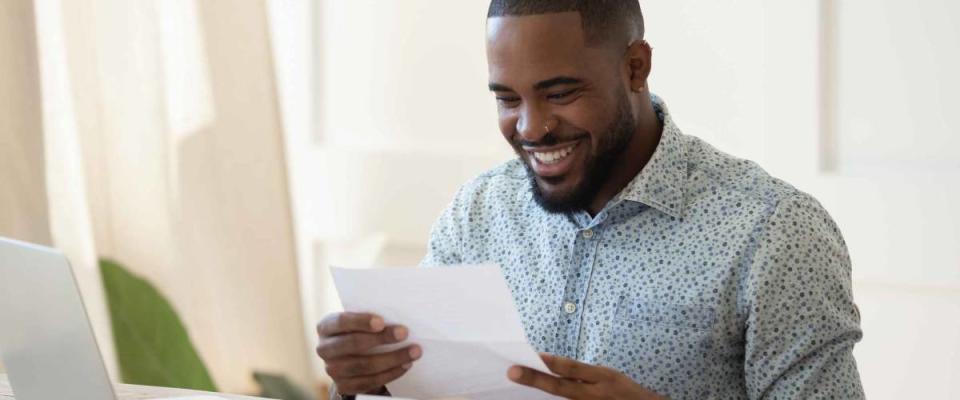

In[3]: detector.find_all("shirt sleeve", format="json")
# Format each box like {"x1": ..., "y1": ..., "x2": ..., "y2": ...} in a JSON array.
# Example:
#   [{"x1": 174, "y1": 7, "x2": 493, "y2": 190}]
[
  {"x1": 420, "y1": 184, "x2": 468, "y2": 267},
  {"x1": 742, "y1": 193, "x2": 865, "y2": 399}
]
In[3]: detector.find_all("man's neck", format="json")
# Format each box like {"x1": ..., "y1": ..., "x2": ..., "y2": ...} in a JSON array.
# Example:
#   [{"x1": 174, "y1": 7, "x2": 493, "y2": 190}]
[{"x1": 585, "y1": 101, "x2": 663, "y2": 216}]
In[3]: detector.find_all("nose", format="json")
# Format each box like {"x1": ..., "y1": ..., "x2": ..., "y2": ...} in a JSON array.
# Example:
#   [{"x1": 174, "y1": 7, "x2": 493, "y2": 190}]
[{"x1": 516, "y1": 103, "x2": 553, "y2": 144}]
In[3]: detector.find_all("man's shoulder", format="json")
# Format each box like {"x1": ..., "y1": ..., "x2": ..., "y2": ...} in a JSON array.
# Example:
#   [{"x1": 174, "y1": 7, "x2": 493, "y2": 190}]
[
  {"x1": 475, "y1": 157, "x2": 528, "y2": 182},
  {"x1": 682, "y1": 135, "x2": 807, "y2": 210},
  {"x1": 454, "y1": 158, "x2": 530, "y2": 206}
]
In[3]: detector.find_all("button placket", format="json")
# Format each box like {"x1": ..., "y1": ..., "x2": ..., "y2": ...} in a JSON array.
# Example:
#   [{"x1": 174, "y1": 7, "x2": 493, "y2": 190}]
[{"x1": 565, "y1": 224, "x2": 604, "y2": 358}]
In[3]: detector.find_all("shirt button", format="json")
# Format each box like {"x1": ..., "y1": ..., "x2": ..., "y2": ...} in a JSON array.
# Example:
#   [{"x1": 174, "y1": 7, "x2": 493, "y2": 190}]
[
  {"x1": 563, "y1": 302, "x2": 577, "y2": 314},
  {"x1": 581, "y1": 229, "x2": 594, "y2": 239}
]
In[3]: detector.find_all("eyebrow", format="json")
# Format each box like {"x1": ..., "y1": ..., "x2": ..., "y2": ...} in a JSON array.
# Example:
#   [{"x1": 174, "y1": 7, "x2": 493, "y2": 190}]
[{"x1": 488, "y1": 76, "x2": 584, "y2": 92}]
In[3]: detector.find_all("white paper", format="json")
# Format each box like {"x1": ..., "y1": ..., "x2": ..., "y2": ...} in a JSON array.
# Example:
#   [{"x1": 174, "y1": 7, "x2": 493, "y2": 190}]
[{"x1": 331, "y1": 265, "x2": 561, "y2": 400}]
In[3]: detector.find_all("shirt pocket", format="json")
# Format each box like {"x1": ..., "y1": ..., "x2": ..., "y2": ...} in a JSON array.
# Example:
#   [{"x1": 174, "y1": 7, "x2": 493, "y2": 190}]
[
  {"x1": 602, "y1": 299, "x2": 718, "y2": 398},
  {"x1": 616, "y1": 299, "x2": 717, "y2": 330}
]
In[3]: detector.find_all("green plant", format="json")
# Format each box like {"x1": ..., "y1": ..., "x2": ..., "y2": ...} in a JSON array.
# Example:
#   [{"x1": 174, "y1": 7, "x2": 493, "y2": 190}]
[
  {"x1": 254, "y1": 371, "x2": 313, "y2": 400},
  {"x1": 100, "y1": 259, "x2": 217, "y2": 392}
]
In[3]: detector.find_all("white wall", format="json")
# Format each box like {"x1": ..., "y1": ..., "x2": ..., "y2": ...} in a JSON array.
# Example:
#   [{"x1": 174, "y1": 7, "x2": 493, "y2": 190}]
[
  {"x1": 836, "y1": 0, "x2": 960, "y2": 172},
  {"x1": 645, "y1": 0, "x2": 767, "y2": 163},
  {"x1": 315, "y1": 0, "x2": 511, "y2": 250}
]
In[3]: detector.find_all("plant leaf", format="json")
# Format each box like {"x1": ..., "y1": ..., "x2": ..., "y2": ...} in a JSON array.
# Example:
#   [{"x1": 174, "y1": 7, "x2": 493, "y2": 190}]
[
  {"x1": 253, "y1": 371, "x2": 312, "y2": 400},
  {"x1": 100, "y1": 259, "x2": 217, "y2": 392}
]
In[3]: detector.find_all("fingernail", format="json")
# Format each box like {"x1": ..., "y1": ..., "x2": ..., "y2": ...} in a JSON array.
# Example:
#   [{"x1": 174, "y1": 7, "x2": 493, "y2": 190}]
[
  {"x1": 393, "y1": 326, "x2": 408, "y2": 341},
  {"x1": 409, "y1": 345, "x2": 422, "y2": 360},
  {"x1": 507, "y1": 366, "x2": 523, "y2": 381},
  {"x1": 402, "y1": 363, "x2": 413, "y2": 370},
  {"x1": 370, "y1": 317, "x2": 385, "y2": 332}
]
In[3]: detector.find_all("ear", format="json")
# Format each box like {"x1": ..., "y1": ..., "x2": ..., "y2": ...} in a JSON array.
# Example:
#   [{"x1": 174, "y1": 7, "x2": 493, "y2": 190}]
[{"x1": 624, "y1": 40, "x2": 653, "y2": 93}]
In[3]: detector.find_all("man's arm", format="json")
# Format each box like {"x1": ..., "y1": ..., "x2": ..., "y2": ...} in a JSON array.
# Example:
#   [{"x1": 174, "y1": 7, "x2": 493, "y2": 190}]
[
  {"x1": 420, "y1": 184, "x2": 470, "y2": 267},
  {"x1": 742, "y1": 194, "x2": 864, "y2": 399}
]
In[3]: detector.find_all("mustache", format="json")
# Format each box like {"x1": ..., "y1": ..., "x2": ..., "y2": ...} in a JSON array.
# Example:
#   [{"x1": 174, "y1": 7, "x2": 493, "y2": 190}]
[{"x1": 513, "y1": 132, "x2": 588, "y2": 148}]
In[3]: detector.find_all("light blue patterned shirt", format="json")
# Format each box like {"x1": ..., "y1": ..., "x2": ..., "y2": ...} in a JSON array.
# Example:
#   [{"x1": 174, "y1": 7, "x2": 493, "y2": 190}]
[{"x1": 421, "y1": 96, "x2": 864, "y2": 399}]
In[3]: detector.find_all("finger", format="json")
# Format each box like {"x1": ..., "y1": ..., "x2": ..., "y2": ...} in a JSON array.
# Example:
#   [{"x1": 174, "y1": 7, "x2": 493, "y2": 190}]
[
  {"x1": 508, "y1": 365, "x2": 585, "y2": 399},
  {"x1": 317, "y1": 312, "x2": 385, "y2": 337},
  {"x1": 336, "y1": 364, "x2": 412, "y2": 395},
  {"x1": 326, "y1": 345, "x2": 422, "y2": 379},
  {"x1": 540, "y1": 353, "x2": 612, "y2": 383},
  {"x1": 317, "y1": 325, "x2": 409, "y2": 359}
]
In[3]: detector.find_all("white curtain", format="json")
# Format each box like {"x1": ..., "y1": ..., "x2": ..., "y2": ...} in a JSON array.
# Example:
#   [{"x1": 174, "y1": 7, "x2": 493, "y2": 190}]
[
  {"x1": 0, "y1": 0, "x2": 55, "y2": 374},
  {"x1": 1, "y1": 0, "x2": 314, "y2": 393},
  {"x1": 0, "y1": 0, "x2": 50, "y2": 248}
]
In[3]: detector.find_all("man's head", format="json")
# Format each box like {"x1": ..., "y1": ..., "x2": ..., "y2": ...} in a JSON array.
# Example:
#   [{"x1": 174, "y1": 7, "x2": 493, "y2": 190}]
[
  {"x1": 488, "y1": 0, "x2": 645, "y2": 48},
  {"x1": 486, "y1": 0, "x2": 655, "y2": 213}
]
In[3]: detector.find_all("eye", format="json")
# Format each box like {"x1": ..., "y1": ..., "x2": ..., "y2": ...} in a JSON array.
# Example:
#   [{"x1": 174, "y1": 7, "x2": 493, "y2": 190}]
[
  {"x1": 547, "y1": 89, "x2": 578, "y2": 101},
  {"x1": 496, "y1": 96, "x2": 521, "y2": 108}
]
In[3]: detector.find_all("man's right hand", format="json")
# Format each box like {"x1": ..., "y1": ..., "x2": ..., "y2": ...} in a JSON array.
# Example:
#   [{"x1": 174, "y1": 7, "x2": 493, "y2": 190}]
[{"x1": 316, "y1": 312, "x2": 422, "y2": 395}]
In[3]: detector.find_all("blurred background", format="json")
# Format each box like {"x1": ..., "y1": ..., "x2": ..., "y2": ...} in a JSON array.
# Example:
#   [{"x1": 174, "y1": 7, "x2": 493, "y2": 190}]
[{"x1": 1, "y1": 0, "x2": 958, "y2": 399}]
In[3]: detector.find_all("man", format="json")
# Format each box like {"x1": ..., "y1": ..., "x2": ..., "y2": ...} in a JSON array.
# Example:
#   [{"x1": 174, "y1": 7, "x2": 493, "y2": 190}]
[{"x1": 316, "y1": 1, "x2": 864, "y2": 399}]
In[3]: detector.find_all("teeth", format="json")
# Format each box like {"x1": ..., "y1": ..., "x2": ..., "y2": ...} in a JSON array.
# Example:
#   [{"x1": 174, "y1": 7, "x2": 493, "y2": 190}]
[{"x1": 532, "y1": 144, "x2": 576, "y2": 164}]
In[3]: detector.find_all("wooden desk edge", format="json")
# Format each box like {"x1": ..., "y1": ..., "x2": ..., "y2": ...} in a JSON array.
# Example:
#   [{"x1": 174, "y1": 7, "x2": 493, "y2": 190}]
[{"x1": 0, "y1": 374, "x2": 275, "y2": 399}]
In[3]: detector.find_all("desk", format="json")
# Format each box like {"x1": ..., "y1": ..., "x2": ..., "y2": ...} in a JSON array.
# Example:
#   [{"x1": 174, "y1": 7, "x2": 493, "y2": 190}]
[{"x1": 0, "y1": 374, "x2": 270, "y2": 399}]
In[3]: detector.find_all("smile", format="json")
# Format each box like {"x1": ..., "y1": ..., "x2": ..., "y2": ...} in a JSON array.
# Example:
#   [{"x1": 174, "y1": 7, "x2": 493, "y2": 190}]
[{"x1": 525, "y1": 141, "x2": 580, "y2": 165}]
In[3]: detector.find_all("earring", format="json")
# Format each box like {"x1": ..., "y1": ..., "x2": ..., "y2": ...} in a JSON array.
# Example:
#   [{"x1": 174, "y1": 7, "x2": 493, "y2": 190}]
[
  {"x1": 633, "y1": 85, "x2": 645, "y2": 93},
  {"x1": 544, "y1": 124, "x2": 551, "y2": 133}
]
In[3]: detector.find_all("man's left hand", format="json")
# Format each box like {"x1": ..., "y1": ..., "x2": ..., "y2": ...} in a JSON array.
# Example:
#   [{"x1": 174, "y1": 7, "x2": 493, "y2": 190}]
[{"x1": 508, "y1": 353, "x2": 667, "y2": 400}]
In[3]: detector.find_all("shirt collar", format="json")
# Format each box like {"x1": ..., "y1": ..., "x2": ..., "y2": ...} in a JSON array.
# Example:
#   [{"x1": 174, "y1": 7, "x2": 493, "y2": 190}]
[{"x1": 613, "y1": 94, "x2": 688, "y2": 219}]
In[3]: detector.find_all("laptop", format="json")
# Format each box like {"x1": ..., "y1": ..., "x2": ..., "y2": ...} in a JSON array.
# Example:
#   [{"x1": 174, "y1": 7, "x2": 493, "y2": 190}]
[{"x1": 0, "y1": 237, "x2": 218, "y2": 400}]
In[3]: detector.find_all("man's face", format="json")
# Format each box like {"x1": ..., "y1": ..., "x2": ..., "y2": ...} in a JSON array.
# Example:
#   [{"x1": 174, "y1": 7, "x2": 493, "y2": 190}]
[{"x1": 487, "y1": 12, "x2": 637, "y2": 213}]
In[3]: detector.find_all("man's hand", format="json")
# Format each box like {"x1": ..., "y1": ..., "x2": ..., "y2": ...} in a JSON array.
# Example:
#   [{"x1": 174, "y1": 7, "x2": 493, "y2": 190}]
[
  {"x1": 508, "y1": 353, "x2": 667, "y2": 400},
  {"x1": 316, "y1": 312, "x2": 422, "y2": 395}
]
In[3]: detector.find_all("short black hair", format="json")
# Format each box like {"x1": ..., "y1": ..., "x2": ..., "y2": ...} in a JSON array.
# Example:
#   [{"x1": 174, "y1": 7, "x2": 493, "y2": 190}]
[{"x1": 487, "y1": 0, "x2": 644, "y2": 47}]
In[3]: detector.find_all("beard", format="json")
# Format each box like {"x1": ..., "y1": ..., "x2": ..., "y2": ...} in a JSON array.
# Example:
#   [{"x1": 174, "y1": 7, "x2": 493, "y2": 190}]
[{"x1": 514, "y1": 90, "x2": 637, "y2": 214}]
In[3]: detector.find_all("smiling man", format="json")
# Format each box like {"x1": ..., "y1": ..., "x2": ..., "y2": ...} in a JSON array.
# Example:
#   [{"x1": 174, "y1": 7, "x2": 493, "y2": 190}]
[{"x1": 316, "y1": 1, "x2": 865, "y2": 399}]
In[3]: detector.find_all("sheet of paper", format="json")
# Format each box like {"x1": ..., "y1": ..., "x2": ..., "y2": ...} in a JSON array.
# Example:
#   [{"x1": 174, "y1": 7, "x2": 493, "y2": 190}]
[{"x1": 331, "y1": 265, "x2": 561, "y2": 400}]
